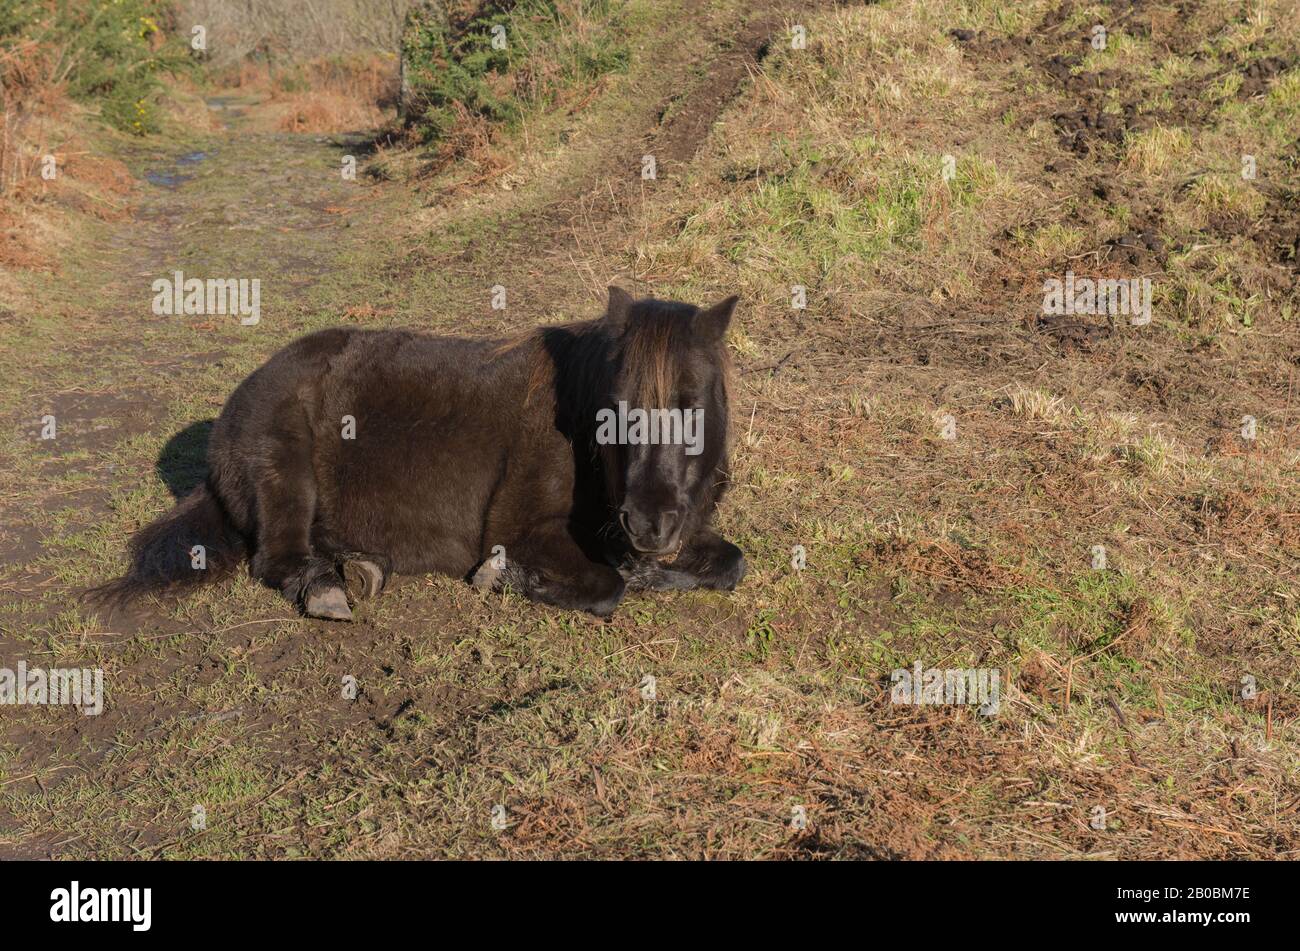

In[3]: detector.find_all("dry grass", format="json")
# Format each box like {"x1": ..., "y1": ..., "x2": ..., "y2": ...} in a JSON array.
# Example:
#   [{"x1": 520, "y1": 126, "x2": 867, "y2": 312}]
[
  {"x1": 0, "y1": 39, "x2": 63, "y2": 195},
  {"x1": 0, "y1": 99, "x2": 136, "y2": 275},
  {"x1": 209, "y1": 54, "x2": 402, "y2": 133},
  {"x1": 1122, "y1": 124, "x2": 1192, "y2": 176},
  {"x1": 178, "y1": 0, "x2": 417, "y2": 66}
]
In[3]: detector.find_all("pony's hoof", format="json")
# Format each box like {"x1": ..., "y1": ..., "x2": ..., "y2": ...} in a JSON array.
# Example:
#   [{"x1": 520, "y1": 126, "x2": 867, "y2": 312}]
[
  {"x1": 344, "y1": 559, "x2": 385, "y2": 600},
  {"x1": 305, "y1": 585, "x2": 353, "y2": 621},
  {"x1": 471, "y1": 562, "x2": 502, "y2": 591}
]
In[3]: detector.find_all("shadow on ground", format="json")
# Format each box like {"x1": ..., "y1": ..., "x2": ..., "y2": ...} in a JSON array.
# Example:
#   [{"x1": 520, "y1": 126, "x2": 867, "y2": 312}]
[{"x1": 157, "y1": 419, "x2": 213, "y2": 499}]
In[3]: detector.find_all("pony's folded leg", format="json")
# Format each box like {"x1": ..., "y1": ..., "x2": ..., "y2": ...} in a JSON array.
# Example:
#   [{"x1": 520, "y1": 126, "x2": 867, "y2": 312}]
[
  {"x1": 245, "y1": 416, "x2": 354, "y2": 620},
  {"x1": 619, "y1": 560, "x2": 701, "y2": 592},
  {"x1": 655, "y1": 529, "x2": 747, "y2": 591},
  {"x1": 473, "y1": 521, "x2": 625, "y2": 617},
  {"x1": 341, "y1": 555, "x2": 390, "y2": 600}
]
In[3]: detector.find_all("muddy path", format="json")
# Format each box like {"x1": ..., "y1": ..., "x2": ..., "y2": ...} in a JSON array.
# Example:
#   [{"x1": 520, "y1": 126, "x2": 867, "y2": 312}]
[
  {"x1": 0, "y1": 91, "x2": 385, "y2": 602},
  {"x1": 0, "y1": 82, "x2": 467, "y2": 848}
]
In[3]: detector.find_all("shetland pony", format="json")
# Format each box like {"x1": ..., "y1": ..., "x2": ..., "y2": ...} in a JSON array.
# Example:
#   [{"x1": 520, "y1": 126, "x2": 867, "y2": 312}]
[{"x1": 94, "y1": 287, "x2": 746, "y2": 619}]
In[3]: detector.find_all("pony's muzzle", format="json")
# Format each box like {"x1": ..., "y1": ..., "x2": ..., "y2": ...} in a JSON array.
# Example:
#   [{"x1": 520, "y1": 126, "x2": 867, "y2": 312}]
[{"x1": 619, "y1": 506, "x2": 684, "y2": 555}]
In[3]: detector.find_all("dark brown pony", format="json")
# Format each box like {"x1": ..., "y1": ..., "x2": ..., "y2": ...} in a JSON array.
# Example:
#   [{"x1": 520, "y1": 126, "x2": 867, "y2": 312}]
[{"x1": 93, "y1": 287, "x2": 746, "y2": 619}]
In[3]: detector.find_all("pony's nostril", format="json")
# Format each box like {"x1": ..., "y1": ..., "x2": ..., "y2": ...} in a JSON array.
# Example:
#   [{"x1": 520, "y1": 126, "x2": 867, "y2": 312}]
[
  {"x1": 620, "y1": 506, "x2": 681, "y2": 550},
  {"x1": 619, "y1": 507, "x2": 644, "y2": 536},
  {"x1": 621, "y1": 506, "x2": 684, "y2": 552},
  {"x1": 657, "y1": 509, "x2": 684, "y2": 539}
]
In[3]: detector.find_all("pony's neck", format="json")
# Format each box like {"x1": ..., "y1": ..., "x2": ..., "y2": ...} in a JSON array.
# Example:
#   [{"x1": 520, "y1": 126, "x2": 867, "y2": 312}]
[{"x1": 541, "y1": 321, "x2": 618, "y2": 439}]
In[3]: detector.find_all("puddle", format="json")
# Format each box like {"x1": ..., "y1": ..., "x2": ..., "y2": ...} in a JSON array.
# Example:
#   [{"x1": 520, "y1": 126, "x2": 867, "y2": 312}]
[
  {"x1": 144, "y1": 150, "x2": 211, "y2": 189},
  {"x1": 145, "y1": 170, "x2": 195, "y2": 188}
]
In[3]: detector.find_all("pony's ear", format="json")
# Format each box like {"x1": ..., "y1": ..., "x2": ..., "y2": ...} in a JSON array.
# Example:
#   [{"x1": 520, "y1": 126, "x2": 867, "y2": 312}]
[
  {"x1": 695, "y1": 295, "x2": 738, "y2": 343},
  {"x1": 605, "y1": 285, "x2": 634, "y2": 331}
]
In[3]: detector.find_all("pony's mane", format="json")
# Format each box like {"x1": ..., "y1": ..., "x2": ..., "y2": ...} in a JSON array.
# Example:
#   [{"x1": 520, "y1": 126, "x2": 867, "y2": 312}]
[{"x1": 491, "y1": 301, "x2": 732, "y2": 428}]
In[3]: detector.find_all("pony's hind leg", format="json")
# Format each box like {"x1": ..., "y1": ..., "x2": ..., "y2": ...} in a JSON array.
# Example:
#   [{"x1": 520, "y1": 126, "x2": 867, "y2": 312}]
[{"x1": 247, "y1": 422, "x2": 352, "y2": 621}]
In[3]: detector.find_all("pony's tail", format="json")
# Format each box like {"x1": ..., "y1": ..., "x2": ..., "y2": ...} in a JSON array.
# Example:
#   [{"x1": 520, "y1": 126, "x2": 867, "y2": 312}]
[{"x1": 88, "y1": 484, "x2": 246, "y2": 611}]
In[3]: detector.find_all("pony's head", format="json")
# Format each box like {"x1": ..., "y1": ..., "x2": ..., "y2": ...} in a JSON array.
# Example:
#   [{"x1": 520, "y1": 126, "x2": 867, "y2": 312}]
[{"x1": 597, "y1": 286, "x2": 736, "y2": 557}]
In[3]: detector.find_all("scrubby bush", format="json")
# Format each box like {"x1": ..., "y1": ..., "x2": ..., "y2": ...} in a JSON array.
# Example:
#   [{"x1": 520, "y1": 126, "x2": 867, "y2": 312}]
[
  {"x1": 399, "y1": 0, "x2": 628, "y2": 143},
  {"x1": 1, "y1": 0, "x2": 188, "y2": 136}
]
